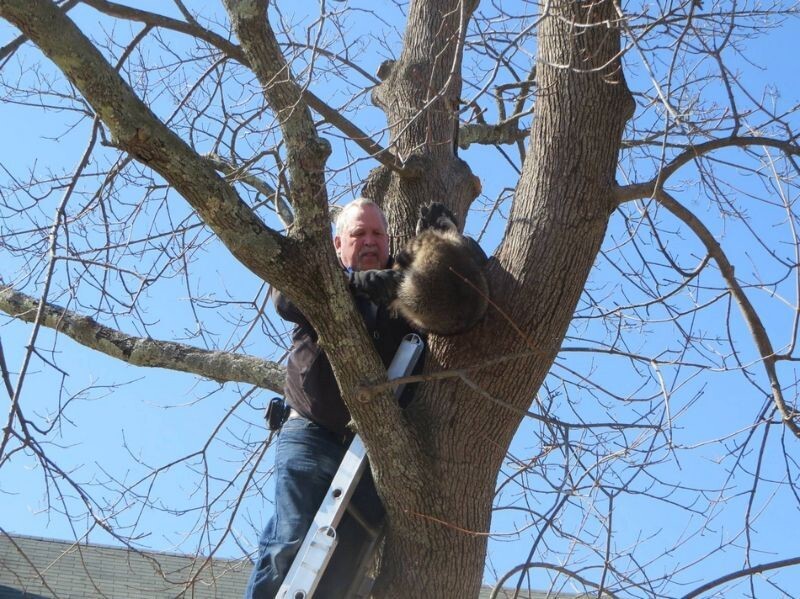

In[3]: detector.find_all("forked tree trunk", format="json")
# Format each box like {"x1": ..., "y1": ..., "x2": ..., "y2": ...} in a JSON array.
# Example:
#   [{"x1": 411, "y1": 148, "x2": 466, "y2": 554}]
[{"x1": 369, "y1": 1, "x2": 635, "y2": 596}]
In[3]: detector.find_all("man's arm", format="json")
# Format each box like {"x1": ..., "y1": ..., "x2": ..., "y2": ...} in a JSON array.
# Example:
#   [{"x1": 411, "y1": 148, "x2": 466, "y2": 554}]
[
  {"x1": 271, "y1": 287, "x2": 312, "y2": 329},
  {"x1": 271, "y1": 268, "x2": 399, "y2": 329}
]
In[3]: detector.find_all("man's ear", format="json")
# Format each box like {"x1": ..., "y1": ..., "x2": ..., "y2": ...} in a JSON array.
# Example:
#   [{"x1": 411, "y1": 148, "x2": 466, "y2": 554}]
[{"x1": 333, "y1": 235, "x2": 342, "y2": 254}]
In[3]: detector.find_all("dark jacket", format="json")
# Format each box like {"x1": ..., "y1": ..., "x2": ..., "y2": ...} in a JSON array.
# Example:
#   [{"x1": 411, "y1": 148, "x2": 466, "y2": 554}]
[{"x1": 273, "y1": 286, "x2": 420, "y2": 437}]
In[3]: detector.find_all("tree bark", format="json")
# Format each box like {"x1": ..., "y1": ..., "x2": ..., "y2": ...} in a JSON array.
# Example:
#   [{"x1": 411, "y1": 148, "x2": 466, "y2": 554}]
[
  {"x1": 368, "y1": 0, "x2": 482, "y2": 248},
  {"x1": 370, "y1": 0, "x2": 634, "y2": 595},
  {"x1": 0, "y1": 286, "x2": 286, "y2": 391}
]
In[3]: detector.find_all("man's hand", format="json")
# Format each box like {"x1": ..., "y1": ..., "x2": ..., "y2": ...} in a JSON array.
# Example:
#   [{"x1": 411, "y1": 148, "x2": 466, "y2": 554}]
[{"x1": 349, "y1": 269, "x2": 401, "y2": 305}]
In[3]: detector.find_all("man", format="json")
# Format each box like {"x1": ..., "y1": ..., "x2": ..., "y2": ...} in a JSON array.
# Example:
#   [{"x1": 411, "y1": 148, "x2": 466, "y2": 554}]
[{"x1": 245, "y1": 198, "x2": 419, "y2": 598}]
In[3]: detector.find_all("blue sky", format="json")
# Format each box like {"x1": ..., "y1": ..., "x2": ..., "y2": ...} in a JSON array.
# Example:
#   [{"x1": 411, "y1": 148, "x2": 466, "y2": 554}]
[{"x1": 2, "y1": 1, "x2": 800, "y2": 596}]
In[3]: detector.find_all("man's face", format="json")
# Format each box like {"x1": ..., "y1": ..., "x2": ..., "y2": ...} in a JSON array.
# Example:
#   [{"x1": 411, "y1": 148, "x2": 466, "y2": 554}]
[{"x1": 334, "y1": 204, "x2": 390, "y2": 271}]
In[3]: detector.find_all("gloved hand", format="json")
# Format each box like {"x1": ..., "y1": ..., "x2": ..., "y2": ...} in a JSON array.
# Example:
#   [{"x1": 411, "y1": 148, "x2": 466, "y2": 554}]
[{"x1": 348, "y1": 269, "x2": 401, "y2": 305}]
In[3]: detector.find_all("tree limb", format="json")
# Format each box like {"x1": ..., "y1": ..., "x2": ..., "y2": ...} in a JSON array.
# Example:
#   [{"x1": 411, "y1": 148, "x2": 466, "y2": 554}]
[
  {"x1": 655, "y1": 190, "x2": 800, "y2": 438},
  {"x1": 302, "y1": 89, "x2": 422, "y2": 177},
  {"x1": 616, "y1": 136, "x2": 800, "y2": 203},
  {"x1": 222, "y1": 0, "x2": 332, "y2": 234},
  {"x1": 611, "y1": 134, "x2": 800, "y2": 435},
  {"x1": 680, "y1": 556, "x2": 800, "y2": 599},
  {"x1": 205, "y1": 153, "x2": 294, "y2": 228},
  {"x1": 0, "y1": 0, "x2": 289, "y2": 288},
  {"x1": 80, "y1": 0, "x2": 246, "y2": 62},
  {"x1": 0, "y1": 0, "x2": 77, "y2": 61},
  {"x1": 458, "y1": 121, "x2": 529, "y2": 150},
  {"x1": 76, "y1": 0, "x2": 414, "y2": 177},
  {"x1": 222, "y1": 1, "x2": 429, "y2": 508},
  {"x1": 0, "y1": 286, "x2": 286, "y2": 392}
]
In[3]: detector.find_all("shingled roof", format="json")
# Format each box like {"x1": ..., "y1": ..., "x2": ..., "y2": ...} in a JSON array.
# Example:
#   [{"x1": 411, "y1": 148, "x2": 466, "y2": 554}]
[
  {"x1": 0, "y1": 534, "x2": 248, "y2": 598},
  {"x1": 0, "y1": 533, "x2": 587, "y2": 598}
]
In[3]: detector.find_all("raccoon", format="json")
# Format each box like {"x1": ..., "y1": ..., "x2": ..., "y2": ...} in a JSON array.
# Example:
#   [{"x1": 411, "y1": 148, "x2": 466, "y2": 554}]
[{"x1": 391, "y1": 202, "x2": 489, "y2": 335}]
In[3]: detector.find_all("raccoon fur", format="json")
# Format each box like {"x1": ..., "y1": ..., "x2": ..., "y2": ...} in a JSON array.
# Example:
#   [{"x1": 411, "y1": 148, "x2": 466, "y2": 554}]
[{"x1": 391, "y1": 202, "x2": 489, "y2": 335}]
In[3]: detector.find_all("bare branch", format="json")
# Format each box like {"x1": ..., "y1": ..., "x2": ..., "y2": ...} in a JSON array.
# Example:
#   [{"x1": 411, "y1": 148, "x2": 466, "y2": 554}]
[
  {"x1": 79, "y1": 0, "x2": 413, "y2": 177},
  {"x1": 222, "y1": 0, "x2": 331, "y2": 233},
  {"x1": 302, "y1": 89, "x2": 422, "y2": 177},
  {"x1": 205, "y1": 153, "x2": 294, "y2": 228},
  {"x1": 681, "y1": 556, "x2": 800, "y2": 599},
  {"x1": 80, "y1": 0, "x2": 246, "y2": 63},
  {"x1": 616, "y1": 136, "x2": 800, "y2": 203},
  {"x1": 0, "y1": 0, "x2": 77, "y2": 62},
  {"x1": 0, "y1": 285, "x2": 286, "y2": 392},
  {"x1": 489, "y1": 561, "x2": 619, "y2": 599},
  {"x1": 458, "y1": 120, "x2": 529, "y2": 149},
  {"x1": 0, "y1": 0, "x2": 288, "y2": 287},
  {"x1": 656, "y1": 189, "x2": 800, "y2": 437}
]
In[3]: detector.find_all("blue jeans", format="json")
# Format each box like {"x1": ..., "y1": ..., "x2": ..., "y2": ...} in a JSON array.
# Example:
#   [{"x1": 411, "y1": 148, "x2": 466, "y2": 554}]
[{"x1": 245, "y1": 416, "x2": 384, "y2": 599}]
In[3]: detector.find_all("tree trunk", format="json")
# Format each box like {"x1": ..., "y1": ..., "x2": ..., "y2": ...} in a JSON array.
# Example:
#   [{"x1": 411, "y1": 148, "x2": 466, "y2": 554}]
[{"x1": 370, "y1": 1, "x2": 634, "y2": 595}]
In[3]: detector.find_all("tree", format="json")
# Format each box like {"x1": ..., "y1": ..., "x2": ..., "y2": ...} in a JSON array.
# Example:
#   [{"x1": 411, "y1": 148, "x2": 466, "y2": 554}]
[{"x1": 1, "y1": 0, "x2": 800, "y2": 596}]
